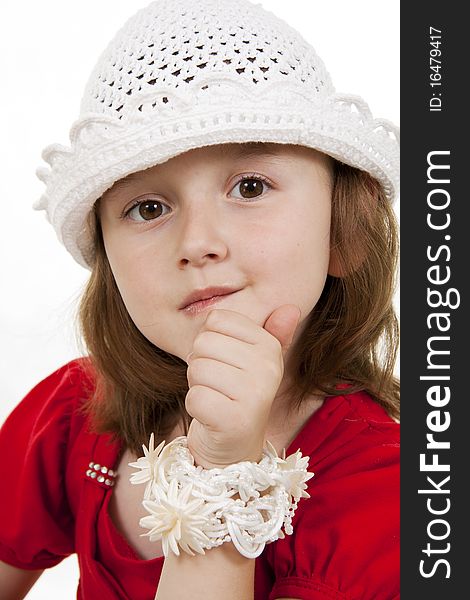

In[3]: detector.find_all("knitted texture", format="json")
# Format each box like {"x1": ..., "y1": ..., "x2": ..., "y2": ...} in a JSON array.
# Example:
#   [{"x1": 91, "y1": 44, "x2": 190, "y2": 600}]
[{"x1": 35, "y1": 0, "x2": 400, "y2": 268}]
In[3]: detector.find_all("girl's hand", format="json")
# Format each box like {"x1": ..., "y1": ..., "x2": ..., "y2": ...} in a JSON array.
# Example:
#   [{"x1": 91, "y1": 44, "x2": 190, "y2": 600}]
[{"x1": 185, "y1": 304, "x2": 301, "y2": 469}]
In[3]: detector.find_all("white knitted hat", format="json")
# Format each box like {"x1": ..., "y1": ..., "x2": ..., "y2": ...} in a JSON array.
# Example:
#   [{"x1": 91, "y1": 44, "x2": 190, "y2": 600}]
[{"x1": 35, "y1": 0, "x2": 399, "y2": 269}]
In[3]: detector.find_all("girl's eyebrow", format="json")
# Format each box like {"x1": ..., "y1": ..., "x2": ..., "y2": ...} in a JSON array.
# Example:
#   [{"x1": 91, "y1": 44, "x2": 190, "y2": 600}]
[
  {"x1": 107, "y1": 143, "x2": 284, "y2": 198},
  {"x1": 221, "y1": 142, "x2": 285, "y2": 161},
  {"x1": 108, "y1": 172, "x2": 142, "y2": 197}
]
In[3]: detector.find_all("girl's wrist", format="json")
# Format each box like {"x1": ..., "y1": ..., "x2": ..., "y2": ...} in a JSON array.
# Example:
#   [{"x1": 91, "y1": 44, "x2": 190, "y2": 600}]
[
  {"x1": 131, "y1": 435, "x2": 314, "y2": 559},
  {"x1": 188, "y1": 442, "x2": 264, "y2": 470}
]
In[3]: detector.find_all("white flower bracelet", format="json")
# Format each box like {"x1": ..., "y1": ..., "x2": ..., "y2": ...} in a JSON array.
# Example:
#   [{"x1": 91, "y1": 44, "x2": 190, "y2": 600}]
[{"x1": 128, "y1": 434, "x2": 314, "y2": 559}]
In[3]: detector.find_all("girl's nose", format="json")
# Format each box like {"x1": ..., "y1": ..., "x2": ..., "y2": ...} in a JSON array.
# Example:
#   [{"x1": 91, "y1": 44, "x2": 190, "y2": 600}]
[{"x1": 176, "y1": 203, "x2": 229, "y2": 268}]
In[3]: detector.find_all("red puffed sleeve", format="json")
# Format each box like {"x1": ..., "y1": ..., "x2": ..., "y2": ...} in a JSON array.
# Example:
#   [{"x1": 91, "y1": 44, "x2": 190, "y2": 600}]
[
  {"x1": 0, "y1": 360, "x2": 88, "y2": 570},
  {"x1": 267, "y1": 400, "x2": 400, "y2": 600}
]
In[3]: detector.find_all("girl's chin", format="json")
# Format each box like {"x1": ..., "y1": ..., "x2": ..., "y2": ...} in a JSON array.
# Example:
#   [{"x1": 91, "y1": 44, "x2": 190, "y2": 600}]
[
  {"x1": 139, "y1": 303, "x2": 272, "y2": 354},
  {"x1": 180, "y1": 299, "x2": 271, "y2": 329}
]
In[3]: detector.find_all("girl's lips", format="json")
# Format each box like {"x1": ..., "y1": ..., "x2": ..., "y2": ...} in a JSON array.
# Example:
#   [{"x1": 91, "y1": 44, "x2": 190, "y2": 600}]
[{"x1": 182, "y1": 291, "x2": 237, "y2": 315}]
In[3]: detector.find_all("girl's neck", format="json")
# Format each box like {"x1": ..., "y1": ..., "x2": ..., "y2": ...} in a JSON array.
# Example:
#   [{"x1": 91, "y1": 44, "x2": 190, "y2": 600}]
[{"x1": 266, "y1": 391, "x2": 324, "y2": 454}]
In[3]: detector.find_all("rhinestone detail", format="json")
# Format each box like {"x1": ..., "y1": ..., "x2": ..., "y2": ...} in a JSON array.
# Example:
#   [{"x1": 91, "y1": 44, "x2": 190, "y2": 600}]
[{"x1": 85, "y1": 461, "x2": 117, "y2": 487}]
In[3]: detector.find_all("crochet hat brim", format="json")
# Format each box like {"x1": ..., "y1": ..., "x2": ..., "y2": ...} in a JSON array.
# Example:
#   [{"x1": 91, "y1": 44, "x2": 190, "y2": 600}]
[{"x1": 35, "y1": 88, "x2": 399, "y2": 270}]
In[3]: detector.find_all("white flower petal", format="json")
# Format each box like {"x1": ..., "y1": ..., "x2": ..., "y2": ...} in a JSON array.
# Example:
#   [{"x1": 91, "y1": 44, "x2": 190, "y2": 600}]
[
  {"x1": 265, "y1": 440, "x2": 278, "y2": 458},
  {"x1": 129, "y1": 470, "x2": 151, "y2": 485},
  {"x1": 162, "y1": 535, "x2": 170, "y2": 557},
  {"x1": 179, "y1": 540, "x2": 196, "y2": 556},
  {"x1": 168, "y1": 532, "x2": 180, "y2": 556},
  {"x1": 173, "y1": 518, "x2": 182, "y2": 541}
]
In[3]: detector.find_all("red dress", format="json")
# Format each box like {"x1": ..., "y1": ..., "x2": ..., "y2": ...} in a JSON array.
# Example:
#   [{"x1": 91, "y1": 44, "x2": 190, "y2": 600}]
[{"x1": 0, "y1": 360, "x2": 399, "y2": 599}]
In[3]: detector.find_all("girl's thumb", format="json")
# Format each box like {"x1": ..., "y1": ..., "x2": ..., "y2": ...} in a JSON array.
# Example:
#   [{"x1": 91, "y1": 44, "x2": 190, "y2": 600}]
[{"x1": 263, "y1": 304, "x2": 302, "y2": 353}]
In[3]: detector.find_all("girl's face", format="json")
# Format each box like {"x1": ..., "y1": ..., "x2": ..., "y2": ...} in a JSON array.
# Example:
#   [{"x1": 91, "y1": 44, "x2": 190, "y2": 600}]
[{"x1": 99, "y1": 143, "x2": 334, "y2": 362}]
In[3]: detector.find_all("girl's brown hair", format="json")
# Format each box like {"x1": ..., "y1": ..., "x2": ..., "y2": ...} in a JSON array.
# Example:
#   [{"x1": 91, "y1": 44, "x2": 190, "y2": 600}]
[{"x1": 79, "y1": 156, "x2": 399, "y2": 455}]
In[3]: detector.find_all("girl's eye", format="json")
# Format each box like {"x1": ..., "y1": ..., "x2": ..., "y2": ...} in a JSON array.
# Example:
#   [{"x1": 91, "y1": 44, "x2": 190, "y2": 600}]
[
  {"x1": 125, "y1": 199, "x2": 169, "y2": 222},
  {"x1": 230, "y1": 175, "x2": 271, "y2": 200}
]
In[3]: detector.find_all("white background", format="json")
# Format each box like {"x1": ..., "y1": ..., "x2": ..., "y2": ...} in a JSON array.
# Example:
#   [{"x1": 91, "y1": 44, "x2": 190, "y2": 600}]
[{"x1": 0, "y1": 1, "x2": 399, "y2": 597}]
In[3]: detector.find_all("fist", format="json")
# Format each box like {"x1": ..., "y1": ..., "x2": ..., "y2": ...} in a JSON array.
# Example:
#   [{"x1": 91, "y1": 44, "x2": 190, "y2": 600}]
[{"x1": 185, "y1": 304, "x2": 301, "y2": 469}]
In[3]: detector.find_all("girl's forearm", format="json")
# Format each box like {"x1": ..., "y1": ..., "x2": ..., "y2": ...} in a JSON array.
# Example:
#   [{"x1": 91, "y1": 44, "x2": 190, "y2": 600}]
[{"x1": 154, "y1": 543, "x2": 255, "y2": 600}]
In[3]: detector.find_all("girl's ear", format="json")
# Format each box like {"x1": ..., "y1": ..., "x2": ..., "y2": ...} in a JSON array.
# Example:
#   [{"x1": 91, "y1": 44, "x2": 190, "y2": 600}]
[
  {"x1": 328, "y1": 243, "x2": 367, "y2": 278},
  {"x1": 327, "y1": 246, "x2": 344, "y2": 278}
]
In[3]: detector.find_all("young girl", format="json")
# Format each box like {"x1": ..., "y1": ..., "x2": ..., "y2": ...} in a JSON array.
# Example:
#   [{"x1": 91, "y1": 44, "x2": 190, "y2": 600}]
[{"x1": 0, "y1": 0, "x2": 400, "y2": 598}]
